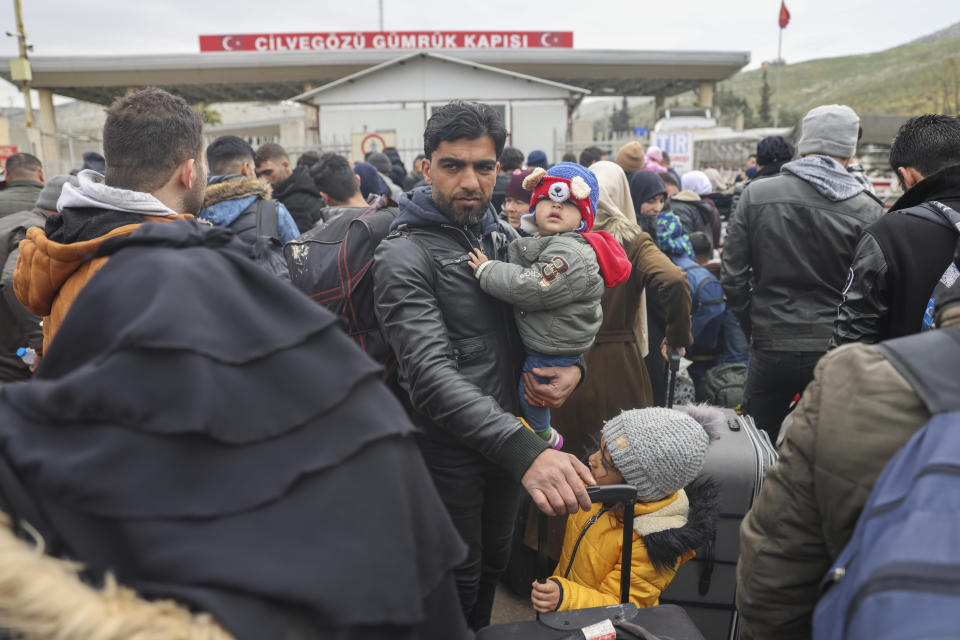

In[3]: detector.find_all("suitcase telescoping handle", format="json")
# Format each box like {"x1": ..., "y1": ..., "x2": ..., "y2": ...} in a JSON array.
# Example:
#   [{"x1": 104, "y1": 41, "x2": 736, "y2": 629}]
[
  {"x1": 537, "y1": 484, "x2": 638, "y2": 605},
  {"x1": 664, "y1": 345, "x2": 681, "y2": 409}
]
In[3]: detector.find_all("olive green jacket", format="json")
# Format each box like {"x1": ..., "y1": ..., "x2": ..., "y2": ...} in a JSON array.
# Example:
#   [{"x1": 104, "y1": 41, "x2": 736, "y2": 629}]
[
  {"x1": 735, "y1": 305, "x2": 960, "y2": 639},
  {"x1": 737, "y1": 305, "x2": 960, "y2": 640}
]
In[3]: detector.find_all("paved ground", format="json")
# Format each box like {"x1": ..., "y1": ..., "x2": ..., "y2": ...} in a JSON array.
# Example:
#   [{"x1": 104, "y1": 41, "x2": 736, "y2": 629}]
[{"x1": 490, "y1": 582, "x2": 537, "y2": 625}]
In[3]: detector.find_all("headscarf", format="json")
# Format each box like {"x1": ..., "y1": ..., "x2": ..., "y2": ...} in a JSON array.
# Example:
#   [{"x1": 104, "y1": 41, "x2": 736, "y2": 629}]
[
  {"x1": 703, "y1": 168, "x2": 727, "y2": 193},
  {"x1": 680, "y1": 171, "x2": 713, "y2": 197},
  {"x1": 643, "y1": 146, "x2": 668, "y2": 173},
  {"x1": 591, "y1": 161, "x2": 643, "y2": 246},
  {"x1": 353, "y1": 162, "x2": 390, "y2": 200}
]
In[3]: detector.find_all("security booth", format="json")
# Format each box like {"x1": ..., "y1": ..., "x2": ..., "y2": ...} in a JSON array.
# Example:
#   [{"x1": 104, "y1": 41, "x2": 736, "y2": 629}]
[{"x1": 291, "y1": 52, "x2": 590, "y2": 165}]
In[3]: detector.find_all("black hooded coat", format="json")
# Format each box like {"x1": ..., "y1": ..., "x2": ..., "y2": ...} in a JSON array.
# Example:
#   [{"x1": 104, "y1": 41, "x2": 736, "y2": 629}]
[
  {"x1": 0, "y1": 219, "x2": 469, "y2": 640},
  {"x1": 274, "y1": 165, "x2": 326, "y2": 233}
]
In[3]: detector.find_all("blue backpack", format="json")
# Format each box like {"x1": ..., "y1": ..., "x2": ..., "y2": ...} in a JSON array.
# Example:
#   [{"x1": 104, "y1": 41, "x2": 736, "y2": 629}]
[
  {"x1": 812, "y1": 326, "x2": 960, "y2": 640},
  {"x1": 898, "y1": 201, "x2": 960, "y2": 331},
  {"x1": 673, "y1": 256, "x2": 726, "y2": 354}
]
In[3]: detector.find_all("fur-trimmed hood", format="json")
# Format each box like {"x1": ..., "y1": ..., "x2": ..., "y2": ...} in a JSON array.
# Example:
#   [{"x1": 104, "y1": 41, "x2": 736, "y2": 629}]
[
  {"x1": 202, "y1": 176, "x2": 272, "y2": 209},
  {"x1": 198, "y1": 176, "x2": 274, "y2": 231},
  {"x1": 642, "y1": 477, "x2": 719, "y2": 573},
  {"x1": 0, "y1": 509, "x2": 233, "y2": 640}
]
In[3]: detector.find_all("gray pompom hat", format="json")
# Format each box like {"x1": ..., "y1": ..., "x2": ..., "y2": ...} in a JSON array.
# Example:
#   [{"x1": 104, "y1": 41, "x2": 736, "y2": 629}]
[{"x1": 601, "y1": 407, "x2": 712, "y2": 503}]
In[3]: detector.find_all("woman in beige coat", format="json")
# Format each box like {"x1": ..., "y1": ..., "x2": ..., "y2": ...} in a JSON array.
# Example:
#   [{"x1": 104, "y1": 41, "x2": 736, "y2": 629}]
[{"x1": 552, "y1": 161, "x2": 692, "y2": 457}]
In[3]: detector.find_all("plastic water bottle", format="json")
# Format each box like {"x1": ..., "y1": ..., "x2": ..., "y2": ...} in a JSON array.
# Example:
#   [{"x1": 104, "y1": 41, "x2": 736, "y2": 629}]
[{"x1": 15, "y1": 347, "x2": 35, "y2": 366}]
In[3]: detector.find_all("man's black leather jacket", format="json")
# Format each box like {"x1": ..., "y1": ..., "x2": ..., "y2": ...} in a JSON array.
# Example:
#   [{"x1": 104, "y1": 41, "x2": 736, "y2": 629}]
[
  {"x1": 373, "y1": 188, "x2": 549, "y2": 479},
  {"x1": 721, "y1": 172, "x2": 883, "y2": 351},
  {"x1": 830, "y1": 165, "x2": 960, "y2": 347}
]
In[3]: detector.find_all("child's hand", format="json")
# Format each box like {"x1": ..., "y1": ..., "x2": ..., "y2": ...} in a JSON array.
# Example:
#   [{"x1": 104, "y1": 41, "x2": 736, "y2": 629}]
[
  {"x1": 467, "y1": 248, "x2": 488, "y2": 271},
  {"x1": 531, "y1": 579, "x2": 561, "y2": 613}
]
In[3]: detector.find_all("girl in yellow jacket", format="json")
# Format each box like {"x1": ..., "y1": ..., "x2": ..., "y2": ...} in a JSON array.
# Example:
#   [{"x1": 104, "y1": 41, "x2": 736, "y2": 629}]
[{"x1": 531, "y1": 406, "x2": 721, "y2": 613}]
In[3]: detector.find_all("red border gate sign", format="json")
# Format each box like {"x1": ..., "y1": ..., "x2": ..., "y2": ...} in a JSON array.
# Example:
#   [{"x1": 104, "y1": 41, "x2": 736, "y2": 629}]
[
  {"x1": 0, "y1": 145, "x2": 18, "y2": 171},
  {"x1": 200, "y1": 31, "x2": 573, "y2": 53}
]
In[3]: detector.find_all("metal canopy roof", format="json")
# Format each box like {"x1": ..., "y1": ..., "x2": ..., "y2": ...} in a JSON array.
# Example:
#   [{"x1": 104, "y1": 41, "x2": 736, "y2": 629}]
[
  {"x1": 0, "y1": 48, "x2": 750, "y2": 105},
  {"x1": 292, "y1": 51, "x2": 591, "y2": 103}
]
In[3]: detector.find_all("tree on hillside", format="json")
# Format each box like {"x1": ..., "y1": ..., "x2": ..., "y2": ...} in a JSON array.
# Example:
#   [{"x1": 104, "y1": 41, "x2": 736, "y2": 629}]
[
  {"x1": 758, "y1": 69, "x2": 772, "y2": 127},
  {"x1": 610, "y1": 95, "x2": 632, "y2": 135},
  {"x1": 193, "y1": 103, "x2": 223, "y2": 127},
  {"x1": 715, "y1": 87, "x2": 755, "y2": 128},
  {"x1": 939, "y1": 58, "x2": 960, "y2": 115}
]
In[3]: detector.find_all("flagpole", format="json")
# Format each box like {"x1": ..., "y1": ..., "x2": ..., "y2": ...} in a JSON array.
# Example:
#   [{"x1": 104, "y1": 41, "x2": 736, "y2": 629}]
[{"x1": 775, "y1": 25, "x2": 782, "y2": 127}]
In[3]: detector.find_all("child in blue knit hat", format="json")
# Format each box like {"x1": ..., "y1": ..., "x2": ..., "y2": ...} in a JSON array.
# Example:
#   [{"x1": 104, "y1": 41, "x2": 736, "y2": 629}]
[{"x1": 468, "y1": 162, "x2": 631, "y2": 448}]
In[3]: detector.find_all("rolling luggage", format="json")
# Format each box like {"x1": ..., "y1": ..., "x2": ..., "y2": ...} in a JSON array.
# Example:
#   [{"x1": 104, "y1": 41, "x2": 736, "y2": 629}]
[
  {"x1": 660, "y1": 349, "x2": 778, "y2": 640},
  {"x1": 478, "y1": 485, "x2": 706, "y2": 640}
]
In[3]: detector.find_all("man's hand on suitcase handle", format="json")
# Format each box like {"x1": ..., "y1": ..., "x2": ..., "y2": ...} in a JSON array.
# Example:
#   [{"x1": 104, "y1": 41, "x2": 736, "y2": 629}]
[
  {"x1": 660, "y1": 338, "x2": 685, "y2": 362},
  {"x1": 522, "y1": 449, "x2": 596, "y2": 516}
]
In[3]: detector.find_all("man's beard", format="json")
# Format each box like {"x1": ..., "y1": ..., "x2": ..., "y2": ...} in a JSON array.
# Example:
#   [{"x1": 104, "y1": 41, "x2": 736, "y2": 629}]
[
  {"x1": 433, "y1": 188, "x2": 490, "y2": 226},
  {"x1": 181, "y1": 171, "x2": 207, "y2": 215}
]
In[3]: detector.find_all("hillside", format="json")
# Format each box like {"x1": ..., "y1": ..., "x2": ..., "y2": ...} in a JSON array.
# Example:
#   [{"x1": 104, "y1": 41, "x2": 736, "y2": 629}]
[{"x1": 719, "y1": 30, "x2": 960, "y2": 120}]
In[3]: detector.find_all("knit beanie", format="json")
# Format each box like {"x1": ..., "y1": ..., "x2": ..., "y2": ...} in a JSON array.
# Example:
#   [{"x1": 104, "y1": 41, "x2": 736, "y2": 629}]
[
  {"x1": 366, "y1": 152, "x2": 392, "y2": 175},
  {"x1": 681, "y1": 171, "x2": 713, "y2": 196},
  {"x1": 797, "y1": 105, "x2": 860, "y2": 159},
  {"x1": 602, "y1": 408, "x2": 710, "y2": 502},
  {"x1": 36, "y1": 174, "x2": 78, "y2": 212},
  {"x1": 756, "y1": 136, "x2": 795, "y2": 166},
  {"x1": 615, "y1": 141, "x2": 646, "y2": 175},
  {"x1": 628, "y1": 170, "x2": 667, "y2": 214},
  {"x1": 526, "y1": 149, "x2": 549, "y2": 169},
  {"x1": 81, "y1": 151, "x2": 105, "y2": 174},
  {"x1": 505, "y1": 168, "x2": 534, "y2": 201},
  {"x1": 523, "y1": 162, "x2": 599, "y2": 232}
]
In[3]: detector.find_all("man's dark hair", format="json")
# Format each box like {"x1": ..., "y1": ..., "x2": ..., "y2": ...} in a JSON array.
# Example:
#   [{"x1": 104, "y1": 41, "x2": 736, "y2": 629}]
[
  {"x1": 206, "y1": 136, "x2": 255, "y2": 176},
  {"x1": 579, "y1": 146, "x2": 605, "y2": 167},
  {"x1": 4, "y1": 152, "x2": 41, "y2": 179},
  {"x1": 297, "y1": 150, "x2": 321, "y2": 168},
  {"x1": 661, "y1": 151, "x2": 671, "y2": 165},
  {"x1": 562, "y1": 152, "x2": 577, "y2": 163},
  {"x1": 423, "y1": 101, "x2": 507, "y2": 160},
  {"x1": 102, "y1": 88, "x2": 204, "y2": 192},
  {"x1": 255, "y1": 142, "x2": 288, "y2": 166},
  {"x1": 889, "y1": 114, "x2": 960, "y2": 178},
  {"x1": 660, "y1": 171, "x2": 679, "y2": 189},
  {"x1": 310, "y1": 153, "x2": 358, "y2": 203},
  {"x1": 689, "y1": 231, "x2": 713, "y2": 260},
  {"x1": 499, "y1": 147, "x2": 524, "y2": 172}
]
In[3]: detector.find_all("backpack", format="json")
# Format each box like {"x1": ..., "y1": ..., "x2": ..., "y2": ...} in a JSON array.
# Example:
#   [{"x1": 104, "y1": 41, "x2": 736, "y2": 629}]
[
  {"x1": 698, "y1": 363, "x2": 747, "y2": 409},
  {"x1": 228, "y1": 198, "x2": 290, "y2": 280},
  {"x1": 900, "y1": 201, "x2": 960, "y2": 331},
  {"x1": 284, "y1": 198, "x2": 398, "y2": 381},
  {"x1": 812, "y1": 326, "x2": 960, "y2": 640},
  {"x1": 677, "y1": 259, "x2": 726, "y2": 355}
]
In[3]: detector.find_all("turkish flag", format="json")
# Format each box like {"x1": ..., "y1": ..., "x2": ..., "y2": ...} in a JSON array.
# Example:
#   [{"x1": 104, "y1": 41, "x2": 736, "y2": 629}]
[{"x1": 779, "y1": 1, "x2": 791, "y2": 29}]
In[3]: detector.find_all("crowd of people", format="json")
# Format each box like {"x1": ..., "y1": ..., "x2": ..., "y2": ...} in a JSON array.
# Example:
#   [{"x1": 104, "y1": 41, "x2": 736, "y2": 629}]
[{"x1": 0, "y1": 86, "x2": 957, "y2": 640}]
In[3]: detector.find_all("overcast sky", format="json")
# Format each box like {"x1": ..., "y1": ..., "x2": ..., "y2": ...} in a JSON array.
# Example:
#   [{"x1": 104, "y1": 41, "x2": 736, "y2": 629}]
[{"x1": 0, "y1": 0, "x2": 956, "y2": 106}]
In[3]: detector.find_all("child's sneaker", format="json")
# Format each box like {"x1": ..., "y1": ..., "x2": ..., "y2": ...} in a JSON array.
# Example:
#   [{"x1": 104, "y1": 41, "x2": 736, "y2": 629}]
[{"x1": 520, "y1": 417, "x2": 564, "y2": 450}]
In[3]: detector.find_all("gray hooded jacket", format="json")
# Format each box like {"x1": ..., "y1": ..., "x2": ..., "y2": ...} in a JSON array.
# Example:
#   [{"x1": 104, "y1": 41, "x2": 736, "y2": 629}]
[
  {"x1": 475, "y1": 233, "x2": 604, "y2": 355},
  {"x1": 721, "y1": 163, "x2": 884, "y2": 351}
]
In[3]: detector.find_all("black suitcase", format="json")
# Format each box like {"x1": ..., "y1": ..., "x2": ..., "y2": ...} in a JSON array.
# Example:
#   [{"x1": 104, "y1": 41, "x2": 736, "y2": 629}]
[
  {"x1": 660, "y1": 350, "x2": 778, "y2": 640},
  {"x1": 478, "y1": 485, "x2": 706, "y2": 640}
]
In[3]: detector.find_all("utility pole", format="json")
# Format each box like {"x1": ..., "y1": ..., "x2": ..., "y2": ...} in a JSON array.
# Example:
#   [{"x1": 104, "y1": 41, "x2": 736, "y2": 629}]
[
  {"x1": 774, "y1": 26, "x2": 782, "y2": 127},
  {"x1": 378, "y1": 0, "x2": 383, "y2": 31},
  {"x1": 9, "y1": 0, "x2": 36, "y2": 152}
]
